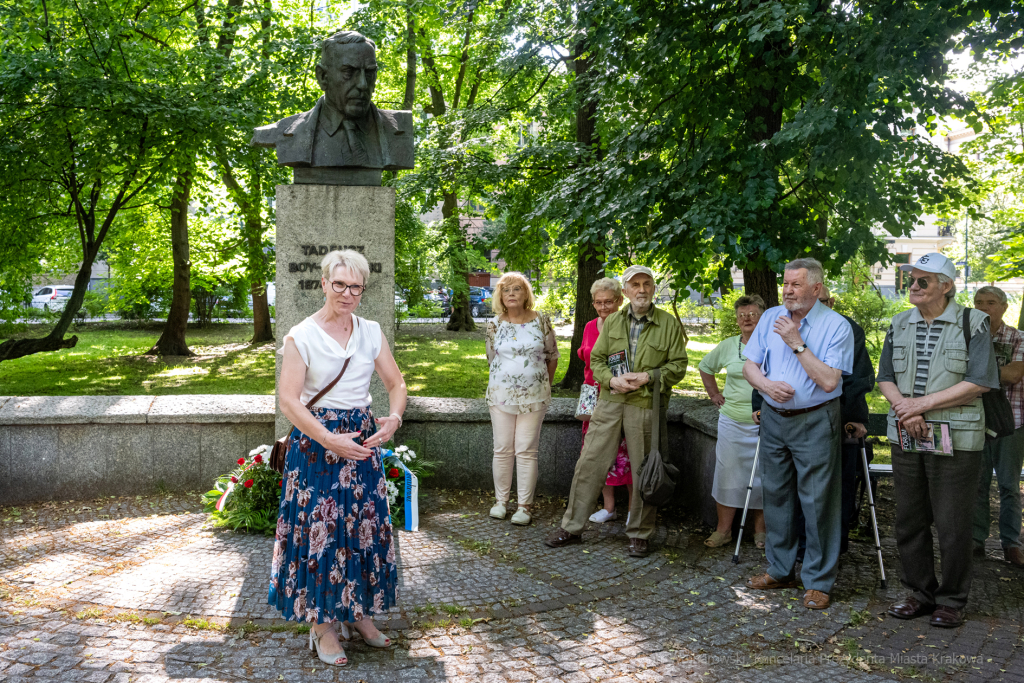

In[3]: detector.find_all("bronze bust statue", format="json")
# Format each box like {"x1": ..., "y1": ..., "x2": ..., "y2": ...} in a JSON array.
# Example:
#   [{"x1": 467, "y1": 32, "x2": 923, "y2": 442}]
[{"x1": 251, "y1": 31, "x2": 414, "y2": 184}]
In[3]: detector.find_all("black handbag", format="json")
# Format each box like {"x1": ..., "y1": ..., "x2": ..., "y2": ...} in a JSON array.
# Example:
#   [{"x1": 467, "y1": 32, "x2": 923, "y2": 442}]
[
  {"x1": 963, "y1": 308, "x2": 1014, "y2": 441},
  {"x1": 639, "y1": 368, "x2": 679, "y2": 506}
]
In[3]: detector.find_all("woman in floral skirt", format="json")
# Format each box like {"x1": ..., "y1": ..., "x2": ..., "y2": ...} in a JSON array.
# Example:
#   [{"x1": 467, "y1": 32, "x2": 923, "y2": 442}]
[{"x1": 271, "y1": 249, "x2": 407, "y2": 667}]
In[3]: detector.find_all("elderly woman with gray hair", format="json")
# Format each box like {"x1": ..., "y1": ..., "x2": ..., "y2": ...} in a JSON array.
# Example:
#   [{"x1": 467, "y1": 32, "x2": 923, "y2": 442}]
[
  {"x1": 577, "y1": 277, "x2": 634, "y2": 523},
  {"x1": 699, "y1": 294, "x2": 768, "y2": 548},
  {"x1": 270, "y1": 249, "x2": 408, "y2": 666}
]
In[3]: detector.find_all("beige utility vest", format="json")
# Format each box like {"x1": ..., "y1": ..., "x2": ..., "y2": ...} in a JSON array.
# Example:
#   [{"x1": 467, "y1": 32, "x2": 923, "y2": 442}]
[{"x1": 886, "y1": 302, "x2": 988, "y2": 452}]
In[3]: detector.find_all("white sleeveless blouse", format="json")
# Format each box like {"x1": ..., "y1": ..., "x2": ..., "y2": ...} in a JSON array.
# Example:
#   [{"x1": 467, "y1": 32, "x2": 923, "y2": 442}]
[{"x1": 282, "y1": 314, "x2": 383, "y2": 410}]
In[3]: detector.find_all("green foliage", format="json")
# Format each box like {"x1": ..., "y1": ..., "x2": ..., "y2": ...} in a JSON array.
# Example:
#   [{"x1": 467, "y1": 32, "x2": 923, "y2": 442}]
[
  {"x1": 716, "y1": 291, "x2": 745, "y2": 343},
  {"x1": 203, "y1": 445, "x2": 280, "y2": 534},
  {"x1": 532, "y1": 0, "x2": 1019, "y2": 298},
  {"x1": 830, "y1": 257, "x2": 911, "y2": 356}
]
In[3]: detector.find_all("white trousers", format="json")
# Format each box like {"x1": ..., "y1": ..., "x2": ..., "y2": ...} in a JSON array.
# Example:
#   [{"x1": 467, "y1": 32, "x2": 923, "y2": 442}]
[{"x1": 489, "y1": 406, "x2": 546, "y2": 507}]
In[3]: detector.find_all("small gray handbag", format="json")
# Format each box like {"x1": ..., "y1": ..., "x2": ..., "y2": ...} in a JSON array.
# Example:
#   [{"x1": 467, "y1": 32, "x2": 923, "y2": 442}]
[{"x1": 639, "y1": 368, "x2": 678, "y2": 506}]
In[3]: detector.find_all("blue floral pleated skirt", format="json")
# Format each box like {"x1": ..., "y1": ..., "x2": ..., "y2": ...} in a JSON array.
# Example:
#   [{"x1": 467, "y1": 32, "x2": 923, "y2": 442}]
[{"x1": 267, "y1": 406, "x2": 398, "y2": 624}]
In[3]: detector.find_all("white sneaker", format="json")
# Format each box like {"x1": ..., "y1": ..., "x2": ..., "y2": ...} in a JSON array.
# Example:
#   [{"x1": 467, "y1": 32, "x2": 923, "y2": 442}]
[
  {"x1": 589, "y1": 509, "x2": 617, "y2": 523},
  {"x1": 511, "y1": 507, "x2": 532, "y2": 525},
  {"x1": 490, "y1": 502, "x2": 507, "y2": 519}
]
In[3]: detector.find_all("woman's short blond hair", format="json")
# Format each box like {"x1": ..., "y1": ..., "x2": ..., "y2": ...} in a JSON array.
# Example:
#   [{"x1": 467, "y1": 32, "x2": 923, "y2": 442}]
[
  {"x1": 492, "y1": 272, "x2": 535, "y2": 316},
  {"x1": 321, "y1": 249, "x2": 370, "y2": 285},
  {"x1": 590, "y1": 277, "x2": 622, "y2": 298}
]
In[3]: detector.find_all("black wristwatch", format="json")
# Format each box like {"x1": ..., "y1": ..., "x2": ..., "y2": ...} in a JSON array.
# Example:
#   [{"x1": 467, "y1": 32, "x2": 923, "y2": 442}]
[{"x1": 793, "y1": 344, "x2": 807, "y2": 354}]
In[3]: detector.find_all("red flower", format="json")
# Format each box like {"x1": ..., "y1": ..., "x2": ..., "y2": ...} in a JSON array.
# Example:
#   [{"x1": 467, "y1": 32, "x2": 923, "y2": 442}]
[
  {"x1": 243, "y1": 479, "x2": 254, "y2": 488},
  {"x1": 388, "y1": 468, "x2": 400, "y2": 479},
  {"x1": 237, "y1": 457, "x2": 245, "y2": 465},
  {"x1": 278, "y1": 480, "x2": 283, "y2": 487},
  {"x1": 230, "y1": 476, "x2": 238, "y2": 483},
  {"x1": 254, "y1": 454, "x2": 263, "y2": 464}
]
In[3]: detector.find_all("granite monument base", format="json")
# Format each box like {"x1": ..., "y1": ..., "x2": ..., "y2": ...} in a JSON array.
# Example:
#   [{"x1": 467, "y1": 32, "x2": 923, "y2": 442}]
[{"x1": 274, "y1": 184, "x2": 396, "y2": 437}]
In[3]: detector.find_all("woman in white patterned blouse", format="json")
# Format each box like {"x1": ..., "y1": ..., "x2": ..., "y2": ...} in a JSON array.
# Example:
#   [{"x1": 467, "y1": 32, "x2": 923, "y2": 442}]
[{"x1": 484, "y1": 272, "x2": 560, "y2": 526}]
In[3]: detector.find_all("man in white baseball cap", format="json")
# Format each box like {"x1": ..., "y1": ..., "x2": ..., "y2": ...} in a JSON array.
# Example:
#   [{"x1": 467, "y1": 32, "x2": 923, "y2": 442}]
[
  {"x1": 877, "y1": 251, "x2": 1000, "y2": 628},
  {"x1": 898, "y1": 252, "x2": 957, "y2": 282}
]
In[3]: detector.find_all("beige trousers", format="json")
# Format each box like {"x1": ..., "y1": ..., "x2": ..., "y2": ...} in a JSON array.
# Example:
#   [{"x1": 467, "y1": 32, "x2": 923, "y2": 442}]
[
  {"x1": 490, "y1": 407, "x2": 546, "y2": 507},
  {"x1": 561, "y1": 399, "x2": 658, "y2": 539}
]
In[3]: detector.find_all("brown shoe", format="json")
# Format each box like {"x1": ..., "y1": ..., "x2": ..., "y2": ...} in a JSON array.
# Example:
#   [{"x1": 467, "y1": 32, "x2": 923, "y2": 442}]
[
  {"x1": 803, "y1": 589, "x2": 830, "y2": 610},
  {"x1": 544, "y1": 528, "x2": 581, "y2": 548},
  {"x1": 746, "y1": 573, "x2": 798, "y2": 590},
  {"x1": 1004, "y1": 546, "x2": 1024, "y2": 567},
  {"x1": 627, "y1": 538, "x2": 649, "y2": 557},
  {"x1": 930, "y1": 605, "x2": 964, "y2": 628},
  {"x1": 888, "y1": 596, "x2": 935, "y2": 620}
]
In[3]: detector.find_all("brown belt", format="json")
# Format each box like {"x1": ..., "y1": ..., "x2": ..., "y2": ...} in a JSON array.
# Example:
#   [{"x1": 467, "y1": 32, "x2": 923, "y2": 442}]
[{"x1": 765, "y1": 398, "x2": 836, "y2": 418}]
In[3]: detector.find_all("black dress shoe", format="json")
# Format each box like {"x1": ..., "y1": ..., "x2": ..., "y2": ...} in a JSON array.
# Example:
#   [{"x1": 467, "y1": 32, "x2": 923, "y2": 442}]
[
  {"x1": 930, "y1": 605, "x2": 964, "y2": 628},
  {"x1": 544, "y1": 528, "x2": 581, "y2": 548},
  {"x1": 627, "y1": 538, "x2": 649, "y2": 557},
  {"x1": 887, "y1": 596, "x2": 935, "y2": 620}
]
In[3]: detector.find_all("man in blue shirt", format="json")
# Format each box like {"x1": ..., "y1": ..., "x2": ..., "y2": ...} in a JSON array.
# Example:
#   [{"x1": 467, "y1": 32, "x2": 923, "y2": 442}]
[{"x1": 742, "y1": 257, "x2": 854, "y2": 610}]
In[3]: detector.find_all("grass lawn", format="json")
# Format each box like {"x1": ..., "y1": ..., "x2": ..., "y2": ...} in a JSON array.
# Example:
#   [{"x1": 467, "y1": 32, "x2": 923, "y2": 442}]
[{"x1": 0, "y1": 323, "x2": 275, "y2": 396}]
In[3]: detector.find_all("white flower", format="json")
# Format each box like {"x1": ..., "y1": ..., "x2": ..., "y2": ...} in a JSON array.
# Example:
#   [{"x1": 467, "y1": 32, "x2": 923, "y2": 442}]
[
  {"x1": 386, "y1": 480, "x2": 399, "y2": 506},
  {"x1": 249, "y1": 444, "x2": 272, "y2": 458},
  {"x1": 396, "y1": 445, "x2": 408, "y2": 452}
]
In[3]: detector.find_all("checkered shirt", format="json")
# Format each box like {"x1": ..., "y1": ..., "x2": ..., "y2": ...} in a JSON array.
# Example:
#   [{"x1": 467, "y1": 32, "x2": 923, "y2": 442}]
[
  {"x1": 992, "y1": 322, "x2": 1024, "y2": 429},
  {"x1": 627, "y1": 306, "x2": 649, "y2": 370}
]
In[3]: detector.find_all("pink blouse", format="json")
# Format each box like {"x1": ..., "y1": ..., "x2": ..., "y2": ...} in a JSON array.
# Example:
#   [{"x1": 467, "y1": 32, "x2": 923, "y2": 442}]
[{"x1": 577, "y1": 317, "x2": 601, "y2": 386}]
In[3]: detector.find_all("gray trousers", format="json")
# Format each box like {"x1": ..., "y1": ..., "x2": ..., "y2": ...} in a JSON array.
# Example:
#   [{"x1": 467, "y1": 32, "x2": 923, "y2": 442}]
[
  {"x1": 972, "y1": 426, "x2": 1024, "y2": 550},
  {"x1": 892, "y1": 443, "x2": 982, "y2": 609},
  {"x1": 759, "y1": 400, "x2": 842, "y2": 593}
]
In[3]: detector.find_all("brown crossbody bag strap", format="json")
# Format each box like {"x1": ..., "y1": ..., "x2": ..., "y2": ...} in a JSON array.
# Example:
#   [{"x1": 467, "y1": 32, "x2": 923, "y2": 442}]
[
  {"x1": 270, "y1": 357, "x2": 351, "y2": 472},
  {"x1": 305, "y1": 357, "x2": 351, "y2": 409}
]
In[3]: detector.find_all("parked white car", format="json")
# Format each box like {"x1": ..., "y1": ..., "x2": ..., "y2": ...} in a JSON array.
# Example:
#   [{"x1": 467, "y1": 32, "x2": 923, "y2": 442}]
[{"x1": 31, "y1": 285, "x2": 75, "y2": 311}]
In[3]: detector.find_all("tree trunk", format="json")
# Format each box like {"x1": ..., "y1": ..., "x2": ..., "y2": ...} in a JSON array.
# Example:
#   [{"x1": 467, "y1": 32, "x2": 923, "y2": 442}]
[
  {"x1": 0, "y1": 254, "x2": 96, "y2": 361},
  {"x1": 443, "y1": 191, "x2": 475, "y2": 331},
  {"x1": 557, "y1": 37, "x2": 604, "y2": 391},
  {"x1": 149, "y1": 172, "x2": 195, "y2": 356},
  {"x1": 558, "y1": 238, "x2": 603, "y2": 390},
  {"x1": 250, "y1": 278, "x2": 273, "y2": 343},
  {"x1": 742, "y1": 263, "x2": 779, "y2": 308}
]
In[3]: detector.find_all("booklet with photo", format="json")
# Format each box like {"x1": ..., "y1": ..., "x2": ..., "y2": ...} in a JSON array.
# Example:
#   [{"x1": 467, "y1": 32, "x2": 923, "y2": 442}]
[
  {"x1": 897, "y1": 419, "x2": 954, "y2": 455},
  {"x1": 607, "y1": 350, "x2": 631, "y2": 378}
]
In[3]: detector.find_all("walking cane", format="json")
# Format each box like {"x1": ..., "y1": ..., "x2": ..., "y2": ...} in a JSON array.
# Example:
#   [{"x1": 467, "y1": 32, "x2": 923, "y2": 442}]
[
  {"x1": 732, "y1": 415, "x2": 761, "y2": 564},
  {"x1": 850, "y1": 425, "x2": 887, "y2": 589}
]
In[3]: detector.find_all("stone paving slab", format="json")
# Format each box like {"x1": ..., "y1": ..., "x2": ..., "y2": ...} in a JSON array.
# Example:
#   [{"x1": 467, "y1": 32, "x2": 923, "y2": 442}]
[{"x1": 1, "y1": 485, "x2": 1023, "y2": 681}]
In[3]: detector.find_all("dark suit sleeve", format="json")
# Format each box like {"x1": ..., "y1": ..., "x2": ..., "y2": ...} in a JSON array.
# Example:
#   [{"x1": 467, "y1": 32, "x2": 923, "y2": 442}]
[{"x1": 840, "y1": 316, "x2": 874, "y2": 425}]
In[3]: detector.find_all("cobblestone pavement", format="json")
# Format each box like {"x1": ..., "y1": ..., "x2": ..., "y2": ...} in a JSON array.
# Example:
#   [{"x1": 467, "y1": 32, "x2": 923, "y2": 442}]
[{"x1": 1, "y1": 483, "x2": 1023, "y2": 682}]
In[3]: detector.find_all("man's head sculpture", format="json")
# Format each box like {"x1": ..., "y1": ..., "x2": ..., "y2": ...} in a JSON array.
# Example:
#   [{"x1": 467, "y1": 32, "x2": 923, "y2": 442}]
[
  {"x1": 251, "y1": 30, "x2": 414, "y2": 182},
  {"x1": 316, "y1": 31, "x2": 378, "y2": 122}
]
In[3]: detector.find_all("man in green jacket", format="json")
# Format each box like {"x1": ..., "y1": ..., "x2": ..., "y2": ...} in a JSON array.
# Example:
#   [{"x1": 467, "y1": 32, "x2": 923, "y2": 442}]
[{"x1": 545, "y1": 266, "x2": 688, "y2": 557}]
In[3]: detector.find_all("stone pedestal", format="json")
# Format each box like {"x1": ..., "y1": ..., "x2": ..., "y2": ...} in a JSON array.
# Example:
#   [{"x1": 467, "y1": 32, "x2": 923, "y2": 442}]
[{"x1": 274, "y1": 184, "x2": 395, "y2": 436}]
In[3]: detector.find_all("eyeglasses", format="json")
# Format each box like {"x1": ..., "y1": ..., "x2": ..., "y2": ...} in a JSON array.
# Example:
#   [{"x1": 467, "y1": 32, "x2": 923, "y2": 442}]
[
  {"x1": 818, "y1": 298, "x2": 832, "y2": 304},
  {"x1": 909, "y1": 277, "x2": 931, "y2": 290},
  {"x1": 330, "y1": 281, "x2": 365, "y2": 295},
  {"x1": 736, "y1": 312, "x2": 759, "y2": 320},
  {"x1": 506, "y1": 286, "x2": 524, "y2": 294}
]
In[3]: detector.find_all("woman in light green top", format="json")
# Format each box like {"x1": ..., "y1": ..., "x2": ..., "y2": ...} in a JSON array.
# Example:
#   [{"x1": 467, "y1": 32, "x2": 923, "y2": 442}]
[{"x1": 698, "y1": 295, "x2": 767, "y2": 549}]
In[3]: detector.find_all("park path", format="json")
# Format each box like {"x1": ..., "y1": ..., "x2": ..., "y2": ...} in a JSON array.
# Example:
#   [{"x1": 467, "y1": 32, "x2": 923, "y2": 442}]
[{"x1": 1, "y1": 485, "x2": 1022, "y2": 682}]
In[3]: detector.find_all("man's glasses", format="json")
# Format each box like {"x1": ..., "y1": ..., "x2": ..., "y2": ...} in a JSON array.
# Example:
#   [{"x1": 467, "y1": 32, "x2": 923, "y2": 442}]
[
  {"x1": 736, "y1": 312, "x2": 759, "y2": 320},
  {"x1": 818, "y1": 298, "x2": 832, "y2": 304},
  {"x1": 330, "y1": 281, "x2": 365, "y2": 295},
  {"x1": 909, "y1": 277, "x2": 931, "y2": 290}
]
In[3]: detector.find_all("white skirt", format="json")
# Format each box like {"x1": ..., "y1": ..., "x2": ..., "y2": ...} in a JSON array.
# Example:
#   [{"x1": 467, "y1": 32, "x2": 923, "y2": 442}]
[{"x1": 712, "y1": 413, "x2": 763, "y2": 509}]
